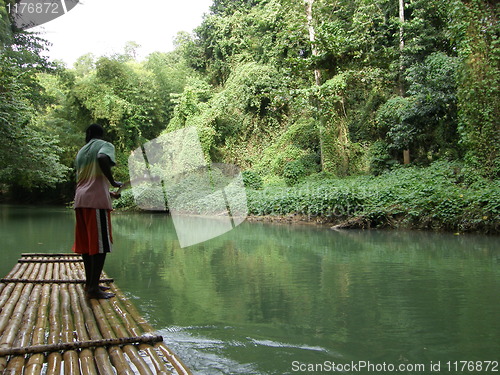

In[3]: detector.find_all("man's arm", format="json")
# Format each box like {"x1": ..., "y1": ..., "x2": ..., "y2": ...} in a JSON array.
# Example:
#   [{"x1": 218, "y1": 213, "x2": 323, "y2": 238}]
[{"x1": 97, "y1": 153, "x2": 121, "y2": 188}]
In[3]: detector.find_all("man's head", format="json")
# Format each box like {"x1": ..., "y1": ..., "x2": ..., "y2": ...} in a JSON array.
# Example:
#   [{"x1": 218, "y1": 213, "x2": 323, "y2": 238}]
[{"x1": 85, "y1": 124, "x2": 104, "y2": 143}]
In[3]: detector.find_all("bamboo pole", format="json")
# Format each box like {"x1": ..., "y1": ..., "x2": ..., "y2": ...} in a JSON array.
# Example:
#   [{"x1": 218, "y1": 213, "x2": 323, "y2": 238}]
[
  {"x1": 0, "y1": 274, "x2": 37, "y2": 344},
  {"x1": 24, "y1": 259, "x2": 55, "y2": 375},
  {"x1": 3, "y1": 358, "x2": 24, "y2": 375},
  {"x1": 59, "y1": 264, "x2": 80, "y2": 375},
  {"x1": 0, "y1": 263, "x2": 29, "y2": 309},
  {"x1": 0, "y1": 267, "x2": 38, "y2": 372},
  {"x1": 105, "y1": 289, "x2": 172, "y2": 375},
  {"x1": 46, "y1": 263, "x2": 62, "y2": 375},
  {"x1": 24, "y1": 281, "x2": 52, "y2": 375},
  {"x1": 0, "y1": 278, "x2": 113, "y2": 284},
  {"x1": 99, "y1": 297, "x2": 155, "y2": 375},
  {"x1": 68, "y1": 262, "x2": 119, "y2": 374},
  {"x1": 0, "y1": 285, "x2": 27, "y2": 335},
  {"x1": 68, "y1": 282, "x2": 98, "y2": 375},
  {"x1": 2, "y1": 262, "x2": 46, "y2": 375},
  {"x1": 68, "y1": 278, "x2": 97, "y2": 375},
  {"x1": 0, "y1": 262, "x2": 23, "y2": 295},
  {"x1": 0, "y1": 335, "x2": 165, "y2": 357},
  {"x1": 11, "y1": 261, "x2": 46, "y2": 346},
  {"x1": 22, "y1": 253, "x2": 78, "y2": 257},
  {"x1": 89, "y1": 298, "x2": 135, "y2": 375},
  {"x1": 138, "y1": 344, "x2": 173, "y2": 375},
  {"x1": 0, "y1": 262, "x2": 33, "y2": 313},
  {"x1": 81, "y1": 266, "x2": 172, "y2": 374},
  {"x1": 18, "y1": 259, "x2": 82, "y2": 263},
  {"x1": 73, "y1": 283, "x2": 116, "y2": 375},
  {"x1": 4, "y1": 281, "x2": 44, "y2": 375},
  {"x1": 85, "y1": 274, "x2": 136, "y2": 375},
  {"x1": 1, "y1": 261, "x2": 22, "y2": 278},
  {"x1": 155, "y1": 343, "x2": 193, "y2": 375},
  {"x1": 109, "y1": 284, "x2": 193, "y2": 375}
]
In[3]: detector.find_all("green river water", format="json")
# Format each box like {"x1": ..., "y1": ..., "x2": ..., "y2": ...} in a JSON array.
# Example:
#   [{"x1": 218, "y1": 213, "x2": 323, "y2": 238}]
[{"x1": 0, "y1": 205, "x2": 499, "y2": 374}]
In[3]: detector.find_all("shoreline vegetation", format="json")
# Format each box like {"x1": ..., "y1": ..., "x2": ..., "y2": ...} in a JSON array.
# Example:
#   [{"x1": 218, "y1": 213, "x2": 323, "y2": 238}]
[
  {"x1": 1, "y1": 1, "x2": 498, "y2": 236},
  {"x1": 113, "y1": 161, "x2": 500, "y2": 235}
]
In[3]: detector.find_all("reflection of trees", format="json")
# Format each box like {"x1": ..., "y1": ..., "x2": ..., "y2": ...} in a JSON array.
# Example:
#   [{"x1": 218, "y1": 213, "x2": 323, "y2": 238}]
[{"x1": 109, "y1": 213, "x2": 500, "y2": 358}]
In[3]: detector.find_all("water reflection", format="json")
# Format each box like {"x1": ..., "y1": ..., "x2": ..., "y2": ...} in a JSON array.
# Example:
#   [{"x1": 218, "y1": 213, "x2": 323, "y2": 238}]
[
  {"x1": 108, "y1": 212, "x2": 499, "y2": 374},
  {"x1": 1, "y1": 206, "x2": 499, "y2": 374}
]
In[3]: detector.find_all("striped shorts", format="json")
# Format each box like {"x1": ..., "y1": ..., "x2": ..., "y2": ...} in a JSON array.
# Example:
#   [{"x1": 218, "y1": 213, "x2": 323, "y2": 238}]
[{"x1": 73, "y1": 208, "x2": 113, "y2": 255}]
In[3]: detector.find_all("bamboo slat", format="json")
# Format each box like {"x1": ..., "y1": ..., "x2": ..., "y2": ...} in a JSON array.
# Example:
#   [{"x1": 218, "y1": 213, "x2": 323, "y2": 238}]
[
  {"x1": 3, "y1": 262, "x2": 46, "y2": 375},
  {"x1": 18, "y1": 259, "x2": 82, "y2": 263},
  {"x1": 0, "y1": 263, "x2": 33, "y2": 313},
  {"x1": 90, "y1": 299, "x2": 135, "y2": 374},
  {"x1": 24, "y1": 282, "x2": 51, "y2": 375},
  {"x1": 46, "y1": 263, "x2": 62, "y2": 375},
  {"x1": 99, "y1": 298, "x2": 154, "y2": 375},
  {"x1": 68, "y1": 282, "x2": 98, "y2": 375},
  {"x1": 0, "y1": 335, "x2": 164, "y2": 357},
  {"x1": 105, "y1": 288, "x2": 173, "y2": 374},
  {"x1": 59, "y1": 266, "x2": 80, "y2": 375},
  {"x1": 5, "y1": 269, "x2": 45, "y2": 373},
  {"x1": 22, "y1": 253, "x2": 80, "y2": 257},
  {"x1": 109, "y1": 285, "x2": 193, "y2": 375},
  {"x1": 73, "y1": 261, "x2": 174, "y2": 374},
  {"x1": 0, "y1": 278, "x2": 113, "y2": 284},
  {"x1": 73, "y1": 280, "x2": 116, "y2": 374},
  {"x1": 0, "y1": 262, "x2": 23, "y2": 295}
]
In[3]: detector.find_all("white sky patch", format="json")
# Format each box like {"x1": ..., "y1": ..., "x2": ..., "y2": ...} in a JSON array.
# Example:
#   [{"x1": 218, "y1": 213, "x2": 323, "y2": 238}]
[{"x1": 32, "y1": 0, "x2": 213, "y2": 67}]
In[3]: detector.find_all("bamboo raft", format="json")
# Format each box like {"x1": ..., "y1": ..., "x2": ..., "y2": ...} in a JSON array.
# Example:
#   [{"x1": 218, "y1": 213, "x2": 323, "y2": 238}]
[{"x1": 0, "y1": 253, "x2": 192, "y2": 375}]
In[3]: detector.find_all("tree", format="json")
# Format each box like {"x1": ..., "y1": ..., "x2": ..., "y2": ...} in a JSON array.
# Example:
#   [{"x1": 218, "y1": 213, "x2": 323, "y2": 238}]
[
  {"x1": 455, "y1": 0, "x2": 499, "y2": 178},
  {"x1": 124, "y1": 41, "x2": 141, "y2": 60},
  {"x1": 69, "y1": 56, "x2": 167, "y2": 150},
  {"x1": 0, "y1": 7, "x2": 69, "y2": 190}
]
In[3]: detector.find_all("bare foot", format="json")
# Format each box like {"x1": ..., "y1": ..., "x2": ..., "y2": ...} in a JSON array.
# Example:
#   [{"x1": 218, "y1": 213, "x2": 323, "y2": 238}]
[
  {"x1": 86, "y1": 290, "x2": 115, "y2": 299},
  {"x1": 84, "y1": 285, "x2": 111, "y2": 292}
]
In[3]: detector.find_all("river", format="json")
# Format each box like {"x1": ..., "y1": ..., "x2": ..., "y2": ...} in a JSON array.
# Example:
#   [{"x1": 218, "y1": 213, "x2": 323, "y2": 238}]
[{"x1": 0, "y1": 205, "x2": 499, "y2": 374}]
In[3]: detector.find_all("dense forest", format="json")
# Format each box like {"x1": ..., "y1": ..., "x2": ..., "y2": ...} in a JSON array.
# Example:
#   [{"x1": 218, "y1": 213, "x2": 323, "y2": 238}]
[{"x1": 0, "y1": 0, "x2": 499, "y2": 232}]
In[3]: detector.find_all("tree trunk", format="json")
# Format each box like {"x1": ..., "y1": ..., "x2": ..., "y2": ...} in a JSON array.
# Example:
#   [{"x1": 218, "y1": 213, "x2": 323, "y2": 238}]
[
  {"x1": 399, "y1": 0, "x2": 410, "y2": 164},
  {"x1": 305, "y1": 0, "x2": 325, "y2": 169},
  {"x1": 305, "y1": 0, "x2": 321, "y2": 86}
]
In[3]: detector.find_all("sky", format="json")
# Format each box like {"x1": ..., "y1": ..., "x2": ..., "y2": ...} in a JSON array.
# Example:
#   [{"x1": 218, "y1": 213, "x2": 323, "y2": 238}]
[{"x1": 32, "y1": 0, "x2": 213, "y2": 67}]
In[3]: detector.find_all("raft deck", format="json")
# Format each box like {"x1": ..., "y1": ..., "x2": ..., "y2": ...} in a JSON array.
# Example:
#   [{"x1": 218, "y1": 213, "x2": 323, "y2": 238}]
[{"x1": 0, "y1": 253, "x2": 192, "y2": 375}]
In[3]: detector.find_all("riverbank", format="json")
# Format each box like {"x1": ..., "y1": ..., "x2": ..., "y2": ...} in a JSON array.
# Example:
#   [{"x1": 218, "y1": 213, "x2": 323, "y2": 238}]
[
  {"x1": 245, "y1": 161, "x2": 499, "y2": 234},
  {"x1": 112, "y1": 161, "x2": 499, "y2": 234}
]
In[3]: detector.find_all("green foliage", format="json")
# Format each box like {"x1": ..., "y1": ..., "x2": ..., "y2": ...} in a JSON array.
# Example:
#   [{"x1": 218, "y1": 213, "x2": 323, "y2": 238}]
[
  {"x1": 375, "y1": 96, "x2": 414, "y2": 151},
  {"x1": 112, "y1": 189, "x2": 136, "y2": 210},
  {"x1": 375, "y1": 51, "x2": 460, "y2": 162},
  {"x1": 192, "y1": 0, "x2": 289, "y2": 84},
  {"x1": 1, "y1": 0, "x2": 498, "y2": 213},
  {"x1": 247, "y1": 161, "x2": 500, "y2": 233},
  {"x1": 283, "y1": 160, "x2": 307, "y2": 186},
  {"x1": 144, "y1": 48, "x2": 194, "y2": 119},
  {"x1": 405, "y1": 52, "x2": 461, "y2": 158},
  {"x1": 168, "y1": 77, "x2": 213, "y2": 129},
  {"x1": 0, "y1": 25, "x2": 69, "y2": 190},
  {"x1": 368, "y1": 140, "x2": 394, "y2": 175},
  {"x1": 454, "y1": 0, "x2": 499, "y2": 178},
  {"x1": 73, "y1": 56, "x2": 168, "y2": 150},
  {"x1": 283, "y1": 118, "x2": 319, "y2": 150},
  {"x1": 0, "y1": 0, "x2": 11, "y2": 46},
  {"x1": 242, "y1": 170, "x2": 263, "y2": 190}
]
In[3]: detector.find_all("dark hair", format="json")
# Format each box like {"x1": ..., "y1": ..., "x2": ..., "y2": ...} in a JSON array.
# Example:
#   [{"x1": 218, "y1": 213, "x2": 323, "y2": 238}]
[{"x1": 85, "y1": 124, "x2": 104, "y2": 143}]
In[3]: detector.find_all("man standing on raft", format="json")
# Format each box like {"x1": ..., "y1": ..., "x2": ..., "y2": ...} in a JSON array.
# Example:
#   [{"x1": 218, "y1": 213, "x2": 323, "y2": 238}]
[{"x1": 73, "y1": 124, "x2": 122, "y2": 299}]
